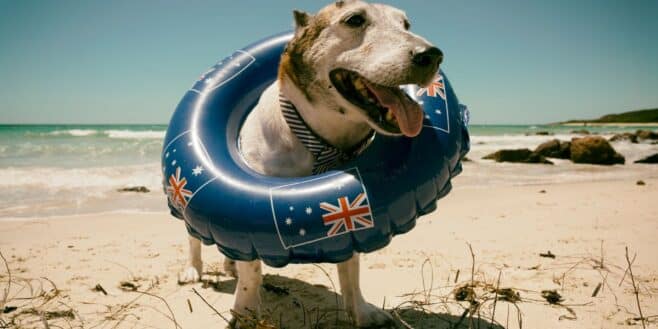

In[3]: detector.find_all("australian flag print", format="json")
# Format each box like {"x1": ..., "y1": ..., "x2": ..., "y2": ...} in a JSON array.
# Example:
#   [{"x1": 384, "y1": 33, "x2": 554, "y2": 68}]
[
  {"x1": 163, "y1": 133, "x2": 214, "y2": 217},
  {"x1": 270, "y1": 168, "x2": 375, "y2": 249},
  {"x1": 404, "y1": 72, "x2": 450, "y2": 133}
]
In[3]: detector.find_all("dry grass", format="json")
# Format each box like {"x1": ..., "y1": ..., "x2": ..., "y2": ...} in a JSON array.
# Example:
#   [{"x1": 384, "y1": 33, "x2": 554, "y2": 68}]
[{"x1": 1, "y1": 243, "x2": 656, "y2": 329}]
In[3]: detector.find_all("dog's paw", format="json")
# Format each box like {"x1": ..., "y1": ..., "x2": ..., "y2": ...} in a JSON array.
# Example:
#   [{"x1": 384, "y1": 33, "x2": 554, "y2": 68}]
[
  {"x1": 353, "y1": 303, "x2": 395, "y2": 328},
  {"x1": 224, "y1": 258, "x2": 238, "y2": 278},
  {"x1": 177, "y1": 265, "x2": 201, "y2": 284}
]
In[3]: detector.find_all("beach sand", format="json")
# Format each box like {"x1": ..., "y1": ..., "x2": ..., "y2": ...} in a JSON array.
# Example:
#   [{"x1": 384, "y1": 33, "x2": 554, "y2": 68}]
[{"x1": 1, "y1": 179, "x2": 657, "y2": 328}]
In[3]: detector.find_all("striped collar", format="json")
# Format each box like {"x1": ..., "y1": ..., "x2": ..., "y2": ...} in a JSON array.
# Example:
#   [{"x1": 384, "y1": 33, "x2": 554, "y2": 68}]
[{"x1": 279, "y1": 94, "x2": 375, "y2": 174}]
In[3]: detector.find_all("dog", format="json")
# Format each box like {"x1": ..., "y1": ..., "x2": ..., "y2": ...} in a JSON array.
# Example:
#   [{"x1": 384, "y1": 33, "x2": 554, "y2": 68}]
[{"x1": 178, "y1": 0, "x2": 442, "y2": 327}]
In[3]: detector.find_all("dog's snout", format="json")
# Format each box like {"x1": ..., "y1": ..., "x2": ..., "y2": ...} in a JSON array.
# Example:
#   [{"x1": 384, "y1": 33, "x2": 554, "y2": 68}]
[{"x1": 412, "y1": 47, "x2": 443, "y2": 68}]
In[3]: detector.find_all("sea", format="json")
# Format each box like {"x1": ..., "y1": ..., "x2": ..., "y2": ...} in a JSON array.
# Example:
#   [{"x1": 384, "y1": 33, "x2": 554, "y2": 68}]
[{"x1": 1, "y1": 124, "x2": 656, "y2": 220}]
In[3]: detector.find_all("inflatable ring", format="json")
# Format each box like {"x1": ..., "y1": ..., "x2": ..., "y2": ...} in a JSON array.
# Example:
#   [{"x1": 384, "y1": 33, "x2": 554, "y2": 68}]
[{"x1": 162, "y1": 32, "x2": 470, "y2": 267}]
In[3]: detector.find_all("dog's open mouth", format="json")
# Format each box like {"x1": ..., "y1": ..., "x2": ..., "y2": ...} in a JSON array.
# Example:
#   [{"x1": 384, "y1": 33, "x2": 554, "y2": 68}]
[{"x1": 330, "y1": 69, "x2": 424, "y2": 137}]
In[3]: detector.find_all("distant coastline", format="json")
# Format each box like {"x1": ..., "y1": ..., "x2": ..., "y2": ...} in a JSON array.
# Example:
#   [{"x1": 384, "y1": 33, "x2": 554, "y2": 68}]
[
  {"x1": 560, "y1": 122, "x2": 658, "y2": 127},
  {"x1": 557, "y1": 108, "x2": 658, "y2": 126}
]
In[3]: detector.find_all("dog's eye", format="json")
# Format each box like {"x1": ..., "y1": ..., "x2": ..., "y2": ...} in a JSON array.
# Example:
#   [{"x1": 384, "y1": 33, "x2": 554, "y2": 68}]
[
  {"x1": 345, "y1": 14, "x2": 366, "y2": 28},
  {"x1": 403, "y1": 19, "x2": 410, "y2": 30}
]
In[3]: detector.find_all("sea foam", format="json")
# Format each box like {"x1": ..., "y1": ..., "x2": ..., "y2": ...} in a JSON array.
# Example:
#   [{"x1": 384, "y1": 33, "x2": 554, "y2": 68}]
[{"x1": 105, "y1": 130, "x2": 166, "y2": 139}]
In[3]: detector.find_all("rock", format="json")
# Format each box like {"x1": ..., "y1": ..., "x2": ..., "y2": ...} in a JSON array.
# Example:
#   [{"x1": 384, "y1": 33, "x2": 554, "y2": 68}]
[
  {"x1": 635, "y1": 153, "x2": 658, "y2": 164},
  {"x1": 462, "y1": 157, "x2": 472, "y2": 162},
  {"x1": 484, "y1": 149, "x2": 531, "y2": 161},
  {"x1": 636, "y1": 130, "x2": 658, "y2": 140},
  {"x1": 609, "y1": 132, "x2": 638, "y2": 144},
  {"x1": 534, "y1": 139, "x2": 571, "y2": 159},
  {"x1": 571, "y1": 129, "x2": 590, "y2": 135},
  {"x1": 526, "y1": 131, "x2": 553, "y2": 136},
  {"x1": 117, "y1": 186, "x2": 150, "y2": 193},
  {"x1": 570, "y1": 136, "x2": 625, "y2": 165},
  {"x1": 525, "y1": 152, "x2": 554, "y2": 164},
  {"x1": 483, "y1": 149, "x2": 553, "y2": 164},
  {"x1": 636, "y1": 180, "x2": 646, "y2": 186}
]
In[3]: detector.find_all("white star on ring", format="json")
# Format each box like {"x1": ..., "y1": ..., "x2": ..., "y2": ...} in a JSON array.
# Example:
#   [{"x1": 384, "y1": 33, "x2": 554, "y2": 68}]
[
  {"x1": 299, "y1": 229, "x2": 306, "y2": 236},
  {"x1": 192, "y1": 165, "x2": 204, "y2": 176},
  {"x1": 305, "y1": 207, "x2": 313, "y2": 215},
  {"x1": 285, "y1": 218, "x2": 293, "y2": 226}
]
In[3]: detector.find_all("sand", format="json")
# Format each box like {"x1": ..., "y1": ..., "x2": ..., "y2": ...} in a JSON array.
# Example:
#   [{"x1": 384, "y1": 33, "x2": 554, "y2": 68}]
[{"x1": 1, "y1": 179, "x2": 657, "y2": 328}]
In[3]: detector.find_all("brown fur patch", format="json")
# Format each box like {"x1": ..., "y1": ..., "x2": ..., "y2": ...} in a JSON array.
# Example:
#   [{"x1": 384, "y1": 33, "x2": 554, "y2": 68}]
[{"x1": 279, "y1": 13, "x2": 332, "y2": 101}]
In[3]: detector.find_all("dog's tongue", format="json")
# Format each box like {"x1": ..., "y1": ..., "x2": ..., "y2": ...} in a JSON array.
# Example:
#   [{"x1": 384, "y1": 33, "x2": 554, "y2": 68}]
[{"x1": 367, "y1": 84, "x2": 423, "y2": 137}]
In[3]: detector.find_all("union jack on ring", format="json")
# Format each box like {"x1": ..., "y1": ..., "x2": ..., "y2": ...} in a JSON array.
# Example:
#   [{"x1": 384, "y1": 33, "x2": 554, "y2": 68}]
[
  {"x1": 166, "y1": 167, "x2": 193, "y2": 210},
  {"x1": 320, "y1": 193, "x2": 374, "y2": 237},
  {"x1": 416, "y1": 74, "x2": 446, "y2": 100}
]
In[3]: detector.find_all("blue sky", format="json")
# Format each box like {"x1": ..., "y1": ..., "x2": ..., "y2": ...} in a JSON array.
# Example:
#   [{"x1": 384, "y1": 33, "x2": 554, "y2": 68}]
[{"x1": 1, "y1": 0, "x2": 657, "y2": 125}]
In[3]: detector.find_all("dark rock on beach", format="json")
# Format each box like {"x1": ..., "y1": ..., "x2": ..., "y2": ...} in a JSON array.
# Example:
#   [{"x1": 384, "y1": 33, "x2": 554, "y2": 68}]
[
  {"x1": 117, "y1": 186, "x2": 151, "y2": 193},
  {"x1": 534, "y1": 139, "x2": 571, "y2": 159},
  {"x1": 483, "y1": 149, "x2": 553, "y2": 164},
  {"x1": 609, "y1": 133, "x2": 638, "y2": 144},
  {"x1": 484, "y1": 149, "x2": 532, "y2": 162},
  {"x1": 609, "y1": 130, "x2": 657, "y2": 143},
  {"x1": 526, "y1": 131, "x2": 553, "y2": 136},
  {"x1": 636, "y1": 129, "x2": 658, "y2": 140},
  {"x1": 570, "y1": 136, "x2": 625, "y2": 165},
  {"x1": 635, "y1": 153, "x2": 658, "y2": 164}
]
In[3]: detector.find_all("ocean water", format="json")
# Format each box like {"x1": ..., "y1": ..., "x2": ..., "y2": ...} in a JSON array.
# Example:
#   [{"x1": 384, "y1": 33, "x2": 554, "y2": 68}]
[
  {"x1": 0, "y1": 125, "x2": 167, "y2": 219},
  {"x1": 0, "y1": 124, "x2": 656, "y2": 219}
]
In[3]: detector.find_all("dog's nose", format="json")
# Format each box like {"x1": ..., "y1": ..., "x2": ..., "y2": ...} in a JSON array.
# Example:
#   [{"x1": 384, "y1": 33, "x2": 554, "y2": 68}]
[{"x1": 412, "y1": 47, "x2": 443, "y2": 68}]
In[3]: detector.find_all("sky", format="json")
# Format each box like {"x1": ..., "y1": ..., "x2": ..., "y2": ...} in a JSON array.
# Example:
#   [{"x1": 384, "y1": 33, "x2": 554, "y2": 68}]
[{"x1": 0, "y1": 0, "x2": 657, "y2": 125}]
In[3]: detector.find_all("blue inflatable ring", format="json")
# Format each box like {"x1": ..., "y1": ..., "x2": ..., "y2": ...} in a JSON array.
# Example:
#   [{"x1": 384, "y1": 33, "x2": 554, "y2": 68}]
[{"x1": 162, "y1": 32, "x2": 470, "y2": 268}]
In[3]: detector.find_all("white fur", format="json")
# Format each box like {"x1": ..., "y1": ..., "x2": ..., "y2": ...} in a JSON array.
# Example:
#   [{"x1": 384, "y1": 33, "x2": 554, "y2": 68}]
[
  {"x1": 180, "y1": 1, "x2": 441, "y2": 327},
  {"x1": 178, "y1": 236, "x2": 202, "y2": 283},
  {"x1": 278, "y1": 0, "x2": 437, "y2": 141}
]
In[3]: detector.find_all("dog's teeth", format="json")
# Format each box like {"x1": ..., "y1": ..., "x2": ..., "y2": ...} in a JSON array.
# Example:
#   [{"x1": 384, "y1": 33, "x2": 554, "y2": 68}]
[
  {"x1": 353, "y1": 78, "x2": 365, "y2": 89},
  {"x1": 358, "y1": 87, "x2": 369, "y2": 98},
  {"x1": 386, "y1": 109, "x2": 396, "y2": 123}
]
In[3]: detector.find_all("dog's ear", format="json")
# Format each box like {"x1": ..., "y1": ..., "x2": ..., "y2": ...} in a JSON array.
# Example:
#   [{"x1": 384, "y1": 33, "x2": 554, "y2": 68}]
[{"x1": 293, "y1": 10, "x2": 312, "y2": 31}]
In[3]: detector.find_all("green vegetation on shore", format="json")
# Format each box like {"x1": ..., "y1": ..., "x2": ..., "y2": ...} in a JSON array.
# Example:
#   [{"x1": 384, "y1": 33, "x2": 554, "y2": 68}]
[{"x1": 562, "y1": 108, "x2": 658, "y2": 124}]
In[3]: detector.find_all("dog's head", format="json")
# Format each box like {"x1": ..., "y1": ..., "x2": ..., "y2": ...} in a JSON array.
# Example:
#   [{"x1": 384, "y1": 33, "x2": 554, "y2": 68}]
[{"x1": 280, "y1": 0, "x2": 442, "y2": 138}]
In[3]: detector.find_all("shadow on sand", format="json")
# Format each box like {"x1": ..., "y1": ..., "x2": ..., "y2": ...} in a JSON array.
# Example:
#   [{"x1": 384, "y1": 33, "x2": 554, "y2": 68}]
[{"x1": 211, "y1": 274, "x2": 506, "y2": 329}]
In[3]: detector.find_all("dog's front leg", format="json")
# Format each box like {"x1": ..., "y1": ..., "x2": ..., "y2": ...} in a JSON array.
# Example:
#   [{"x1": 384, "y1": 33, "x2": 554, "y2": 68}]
[
  {"x1": 338, "y1": 253, "x2": 394, "y2": 327},
  {"x1": 232, "y1": 260, "x2": 262, "y2": 325},
  {"x1": 178, "y1": 235, "x2": 203, "y2": 283}
]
